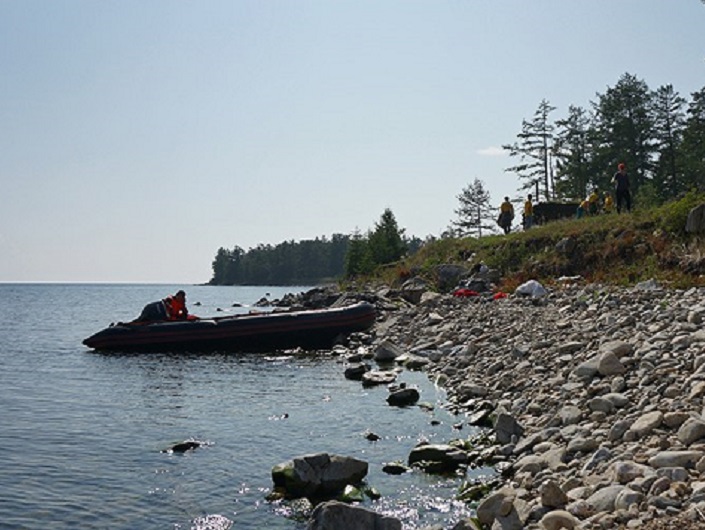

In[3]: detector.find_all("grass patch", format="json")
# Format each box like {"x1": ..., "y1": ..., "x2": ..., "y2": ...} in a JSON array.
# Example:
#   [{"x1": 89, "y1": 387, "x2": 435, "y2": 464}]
[{"x1": 374, "y1": 194, "x2": 705, "y2": 291}]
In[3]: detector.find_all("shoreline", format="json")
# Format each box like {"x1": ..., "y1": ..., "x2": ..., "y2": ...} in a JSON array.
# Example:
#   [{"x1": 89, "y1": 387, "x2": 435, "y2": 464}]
[{"x1": 364, "y1": 280, "x2": 705, "y2": 529}]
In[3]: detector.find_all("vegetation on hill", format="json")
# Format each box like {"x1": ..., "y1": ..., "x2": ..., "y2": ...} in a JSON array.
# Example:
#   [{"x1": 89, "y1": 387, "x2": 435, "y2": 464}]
[{"x1": 371, "y1": 193, "x2": 705, "y2": 292}]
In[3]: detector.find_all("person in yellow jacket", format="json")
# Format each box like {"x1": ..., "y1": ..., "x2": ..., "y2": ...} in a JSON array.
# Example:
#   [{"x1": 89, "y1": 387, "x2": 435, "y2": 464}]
[
  {"x1": 523, "y1": 194, "x2": 534, "y2": 229},
  {"x1": 603, "y1": 192, "x2": 614, "y2": 213},
  {"x1": 576, "y1": 198, "x2": 589, "y2": 219},
  {"x1": 587, "y1": 189, "x2": 600, "y2": 215},
  {"x1": 497, "y1": 197, "x2": 514, "y2": 234}
]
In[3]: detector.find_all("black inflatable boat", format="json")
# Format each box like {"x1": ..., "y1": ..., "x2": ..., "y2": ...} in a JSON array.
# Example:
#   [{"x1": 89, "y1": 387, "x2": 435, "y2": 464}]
[{"x1": 83, "y1": 302, "x2": 376, "y2": 352}]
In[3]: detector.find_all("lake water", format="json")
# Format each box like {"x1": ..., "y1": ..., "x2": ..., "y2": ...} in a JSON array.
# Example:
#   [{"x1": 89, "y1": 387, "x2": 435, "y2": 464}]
[{"x1": 0, "y1": 284, "x2": 483, "y2": 529}]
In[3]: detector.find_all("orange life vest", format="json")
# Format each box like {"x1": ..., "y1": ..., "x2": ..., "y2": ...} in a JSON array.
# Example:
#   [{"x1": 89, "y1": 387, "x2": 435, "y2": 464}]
[{"x1": 164, "y1": 296, "x2": 187, "y2": 320}]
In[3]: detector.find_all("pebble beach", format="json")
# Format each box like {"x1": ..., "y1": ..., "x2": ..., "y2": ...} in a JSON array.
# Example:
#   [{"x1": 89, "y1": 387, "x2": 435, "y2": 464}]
[{"x1": 365, "y1": 279, "x2": 705, "y2": 529}]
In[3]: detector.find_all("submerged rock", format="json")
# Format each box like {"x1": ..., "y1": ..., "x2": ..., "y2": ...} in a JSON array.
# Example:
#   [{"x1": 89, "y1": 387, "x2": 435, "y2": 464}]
[
  {"x1": 162, "y1": 439, "x2": 209, "y2": 453},
  {"x1": 307, "y1": 500, "x2": 402, "y2": 530},
  {"x1": 386, "y1": 387, "x2": 420, "y2": 407}
]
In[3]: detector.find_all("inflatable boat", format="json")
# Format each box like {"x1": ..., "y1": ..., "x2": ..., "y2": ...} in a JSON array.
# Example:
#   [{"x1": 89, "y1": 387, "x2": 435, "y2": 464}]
[{"x1": 83, "y1": 302, "x2": 376, "y2": 352}]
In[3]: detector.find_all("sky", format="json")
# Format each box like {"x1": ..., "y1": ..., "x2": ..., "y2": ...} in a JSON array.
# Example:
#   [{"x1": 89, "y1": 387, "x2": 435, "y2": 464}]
[{"x1": 1, "y1": 1, "x2": 704, "y2": 283}]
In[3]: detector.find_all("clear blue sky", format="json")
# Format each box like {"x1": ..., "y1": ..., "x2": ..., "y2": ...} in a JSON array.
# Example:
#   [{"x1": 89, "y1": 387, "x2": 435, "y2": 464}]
[{"x1": 1, "y1": 1, "x2": 704, "y2": 283}]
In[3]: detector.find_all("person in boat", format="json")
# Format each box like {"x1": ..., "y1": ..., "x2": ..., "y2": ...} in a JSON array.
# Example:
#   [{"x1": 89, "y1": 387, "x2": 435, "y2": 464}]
[{"x1": 135, "y1": 290, "x2": 191, "y2": 322}]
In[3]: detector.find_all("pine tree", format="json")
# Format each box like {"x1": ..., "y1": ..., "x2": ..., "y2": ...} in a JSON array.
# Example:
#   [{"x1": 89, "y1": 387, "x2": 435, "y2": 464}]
[
  {"x1": 680, "y1": 86, "x2": 705, "y2": 192},
  {"x1": 652, "y1": 84, "x2": 687, "y2": 200},
  {"x1": 368, "y1": 208, "x2": 406, "y2": 265},
  {"x1": 451, "y1": 178, "x2": 495, "y2": 237},
  {"x1": 503, "y1": 99, "x2": 557, "y2": 201},
  {"x1": 592, "y1": 73, "x2": 656, "y2": 198},
  {"x1": 553, "y1": 105, "x2": 595, "y2": 200},
  {"x1": 344, "y1": 231, "x2": 375, "y2": 277}
]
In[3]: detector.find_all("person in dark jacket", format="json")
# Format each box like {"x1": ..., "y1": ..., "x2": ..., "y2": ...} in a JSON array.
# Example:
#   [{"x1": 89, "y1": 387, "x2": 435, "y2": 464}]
[
  {"x1": 136, "y1": 290, "x2": 190, "y2": 322},
  {"x1": 612, "y1": 162, "x2": 631, "y2": 213}
]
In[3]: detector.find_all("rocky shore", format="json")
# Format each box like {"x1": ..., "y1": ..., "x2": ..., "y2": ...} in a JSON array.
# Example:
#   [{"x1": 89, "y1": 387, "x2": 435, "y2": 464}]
[{"x1": 348, "y1": 278, "x2": 705, "y2": 530}]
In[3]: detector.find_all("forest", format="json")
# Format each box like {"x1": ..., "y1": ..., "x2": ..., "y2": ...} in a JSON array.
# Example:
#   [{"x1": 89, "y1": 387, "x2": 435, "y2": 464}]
[
  {"x1": 503, "y1": 73, "x2": 704, "y2": 206},
  {"x1": 211, "y1": 73, "x2": 705, "y2": 285},
  {"x1": 209, "y1": 209, "x2": 420, "y2": 285}
]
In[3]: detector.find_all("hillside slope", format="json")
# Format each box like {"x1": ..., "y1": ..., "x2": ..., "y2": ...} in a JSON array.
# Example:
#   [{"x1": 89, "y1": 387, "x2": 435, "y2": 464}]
[{"x1": 394, "y1": 193, "x2": 705, "y2": 291}]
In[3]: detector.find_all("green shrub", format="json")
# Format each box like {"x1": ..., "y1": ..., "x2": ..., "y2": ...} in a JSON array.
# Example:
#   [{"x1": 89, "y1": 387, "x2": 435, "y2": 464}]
[{"x1": 656, "y1": 191, "x2": 705, "y2": 237}]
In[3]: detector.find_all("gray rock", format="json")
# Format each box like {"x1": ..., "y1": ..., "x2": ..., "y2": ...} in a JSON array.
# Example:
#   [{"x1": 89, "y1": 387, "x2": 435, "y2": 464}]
[
  {"x1": 272, "y1": 453, "x2": 368, "y2": 498},
  {"x1": 678, "y1": 417, "x2": 705, "y2": 446},
  {"x1": 686, "y1": 203, "x2": 705, "y2": 233},
  {"x1": 344, "y1": 363, "x2": 369, "y2": 380},
  {"x1": 648, "y1": 451, "x2": 704, "y2": 469},
  {"x1": 611, "y1": 461, "x2": 651, "y2": 484},
  {"x1": 599, "y1": 340, "x2": 634, "y2": 357},
  {"x1": 588, "y1": 396, "x2": 616, "y2": 414},
  {"x1": 539, "y1": 479, "x2": 568, "y2": 508},
  {"x1": 494, "y1": 412, "x2": 524, "y2": 445},
  {"x1": 573, "y1": 358, "x2": 599, "y2": 380},
  {"x1": 627, "y1": 411, "x2": 663, "y2": 439},
  {"x1": 407, "y1": 444, "x2": 468, "y2": 473},
  {"x1": 361, "y1": 370, "x2": 397, "y2": 387},
  {"x1": 476, "y1": 488, "x2": 516, "y2": 526},
  {"x1": 597, "y1": 351, "x2": 625, "y2": 376},
  {"x1": 566, "y1": 437, "x2": 598, "y2": 453},
  {"x1": 307, "y1": 500, "x2": 402, "y2": 530},
  {"x1": 585, "y1": 485, "x2": 625, "y2": 512},
  {"x1": 614, "y1": 488, "x2": 644, "y2": 510},
  {"x1": 558, "y1": 405, "x2": 582, "y2": 425},
  {"x1": 540, "y1": 510, "x2": 578, "y2": 530},
  {"x1": 557, "y1": 341, "x2": 584, "y2": 355},
  {"x1": 608, "y1": 419, "x2": 632, "y2": 441},
  {"x1": 374, "y1": 340, "x2": 404, "y2": 362},
  {"x1": 386, "y1": 387, "x2": 420, "y2": 407}
]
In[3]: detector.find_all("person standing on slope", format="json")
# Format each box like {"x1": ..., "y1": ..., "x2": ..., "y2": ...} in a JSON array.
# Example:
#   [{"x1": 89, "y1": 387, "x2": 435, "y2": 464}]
[
  {"x1": 498, "y1": 197, "x2": 514, "y2": 234},
  {"x1": 612, "y1": 163, "x2": 631, "y2": 213},
  {"x1": 523, "y1": 194, "x2": 534, "y2": 229}
]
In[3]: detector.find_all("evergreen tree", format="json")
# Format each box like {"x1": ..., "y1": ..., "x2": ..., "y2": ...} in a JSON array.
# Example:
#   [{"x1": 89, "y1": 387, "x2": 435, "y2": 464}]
[
  {"x1": 592, "y1": 73, "x2": 656, "y2": 198},
  {"x1": 344, "y1": 231, "x2": 375, "y2": 277},
  {"x1": 554, "y1": 105, "x2": 595, "y2": 200},
  {"x1": 368, "y1": 208, "x2": 406, "y2": 265},
  {"x1": 504, "y1": 99, "x2": 557, "y2": 201},
  {"x1": 451, "y1": 178, "x2": 495, "y2": 237},
  {"x1": 680, "y1": 86, "x2": 705, "y2": 191},
  {"x1": 652, "y1": 84, "x2": 687, "y2": 200}
]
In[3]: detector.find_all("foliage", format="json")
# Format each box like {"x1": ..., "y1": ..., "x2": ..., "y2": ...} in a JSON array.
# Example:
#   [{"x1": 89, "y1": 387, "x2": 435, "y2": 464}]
[
  {"x1": 680, "y1": 87, "x2": 705, "y2": 190},
  {"x1": 554, "y1": 105, "x2": 593, "y2": 200},
  {"x1": 503, "y1": 99, "x2": 556, "y2": 201},
  {"x1": 655, "y1": 190, "x2": 705, "y2": 236},
  {"x1": 451, "y1": 178, "x2": 497, "y2": 237},
  {"x1": 396, "y1": 194, "x2": 705, "y2": 291},
  {"x1": 210, "y1": 209, "x2": 413, "y2": 285},
  {"x1": 209, "y1": 234, "x2": 349, "y2": 285},
  {"x1": 592, "y1": 73, "x2": 656, "y2": 198},
  {"x1": 344, "y1": 208, "x2": 409, "y2": 278},
  {"x1": 651, "y1": 84, "x2": 687, "y2": 197},
  {"x1": 508, "y1": 73, "x2": 705, "y2": 209},
  {"x1": 368, "y1": 208, "x2": 407, "y2": 266},
  {"x1": 344, "y1": 231, "x2": 375, "y2": 277}
]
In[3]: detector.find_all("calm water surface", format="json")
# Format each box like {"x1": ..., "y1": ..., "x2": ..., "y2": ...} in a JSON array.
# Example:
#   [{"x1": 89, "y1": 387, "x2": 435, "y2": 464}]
[{"x1": 0, "y1": 284, "x2": 483, "y2": 529}]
